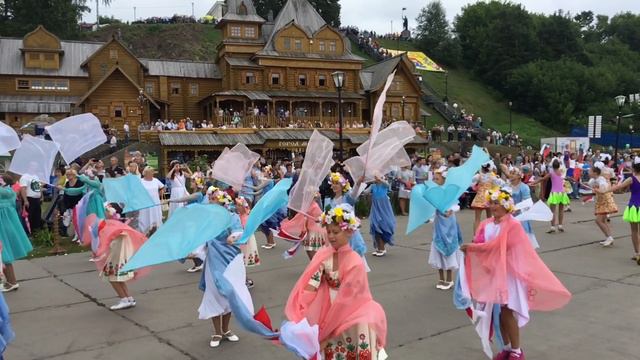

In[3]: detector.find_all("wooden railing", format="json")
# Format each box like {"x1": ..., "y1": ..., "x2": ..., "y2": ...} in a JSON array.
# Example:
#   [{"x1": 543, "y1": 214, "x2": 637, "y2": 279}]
[{"x1": 209, "y1": 114, "x2": 363, "y2": 128}]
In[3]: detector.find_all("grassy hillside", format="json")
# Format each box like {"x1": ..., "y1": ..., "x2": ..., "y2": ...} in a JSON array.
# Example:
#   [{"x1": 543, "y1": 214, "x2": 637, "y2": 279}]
[
  {"x1": 80, "y1": 23, "x2": 222, "y2": 61},
  {"x1": 374, "y1": 39, "x2": 560, "y2": 145}
]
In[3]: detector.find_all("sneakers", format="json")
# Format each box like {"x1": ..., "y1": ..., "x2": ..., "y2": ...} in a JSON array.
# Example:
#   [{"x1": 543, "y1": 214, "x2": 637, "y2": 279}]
[
  {"x1": 546, "y1": 226, "x2": 557, "y2": 234},
  {"x1": 493, "y1": 350, "x2": 511, "y2": 360},
  {"x1": 209, "y1": 331, "x2": 240, "y2": 348},
  {"x1": 558, "y1": 225, "x2": 565, "y2": 232},
  {"x1": 261, "y1": 243, "x2": 276, "y2": 250},
  {"x1": 436, "y1": 281, "x2": 454, "y2": 290},
  {"x1": 508, "y1": 350, "x2": 525, "y2": 359},
  {"x1": 187, "y1": 264, "x2": 203, "y2": 273},
  {"x1": 600, "y1": 237, "x2": 614, "y2": 247},
  {"x1": 109, "y1": 298, "x2": 135, "y2": 310},
  {"x1": 246, "y1": 279, "x2": 254, "y2": 289},
  {"x1": 0, "y1": 283, "x2": 19, "y2": 293},
  {"x1": 373, "y1": 249, "x2": 387, "y2": 257}
]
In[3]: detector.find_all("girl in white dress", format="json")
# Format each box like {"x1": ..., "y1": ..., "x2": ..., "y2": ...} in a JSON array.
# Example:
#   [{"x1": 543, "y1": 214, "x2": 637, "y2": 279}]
[
  {"x1": 167, "y1": 160, "x2": 192, "y2": 217},
  {"x1": 138, "y1": 166, "x2": 165, "y2": 235}
]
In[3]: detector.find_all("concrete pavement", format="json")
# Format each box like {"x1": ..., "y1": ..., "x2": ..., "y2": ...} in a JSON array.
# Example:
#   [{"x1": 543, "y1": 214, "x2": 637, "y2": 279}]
[{"x1": 5, "y1": 194, "x2": 640, "y2": 360}]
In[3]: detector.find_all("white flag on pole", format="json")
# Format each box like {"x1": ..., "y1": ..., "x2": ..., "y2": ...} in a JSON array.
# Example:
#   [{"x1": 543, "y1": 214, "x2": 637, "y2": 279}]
[
  {"x1": 0, "y1": 121, "x2": 21, "y2": 154},
  {"x1": 45, "y1": 113, "x2": 107, "y2": 164},
  {"x1": 8, "y1": 135, "x2": 59, "y2": 183}
]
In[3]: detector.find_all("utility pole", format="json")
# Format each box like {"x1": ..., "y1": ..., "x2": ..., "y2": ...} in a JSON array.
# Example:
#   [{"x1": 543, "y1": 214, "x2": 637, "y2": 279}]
[
  {"x1": 134, "y1": 6, "x2": 136, "y2": 21},
  {"x1": 96, "y1": 0, "x2": 100, "y2": 25},
  {"x1": 192, "y1": 2, "x2": 195, "y2": 18}
]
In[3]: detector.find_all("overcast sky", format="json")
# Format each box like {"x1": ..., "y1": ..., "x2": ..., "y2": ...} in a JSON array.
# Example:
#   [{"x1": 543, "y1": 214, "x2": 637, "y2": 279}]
[{"x1": 84, "y1": 0, "x2": 640, "y2": 34}]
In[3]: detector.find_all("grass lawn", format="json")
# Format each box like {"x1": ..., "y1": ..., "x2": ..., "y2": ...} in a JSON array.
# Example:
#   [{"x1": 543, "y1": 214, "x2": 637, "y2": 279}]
[{"x1": 349, "y1": 40, "x2": 377, "y2": 67}]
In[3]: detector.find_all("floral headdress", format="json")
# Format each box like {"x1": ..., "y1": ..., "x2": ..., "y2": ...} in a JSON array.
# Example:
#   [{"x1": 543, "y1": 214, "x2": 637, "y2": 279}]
[
  {"x1": 485, "y1": 187, "x2": 515, "y2": 212},
  {"x1": 235, "y1": 196, "x2": 249, "y2": 208},
  {"x1": 328, "y1": 172, "x2": 351, "y2": 193},
  {"x1": 320, "y1": 204, "x2": 360, "y2": 231},
  {"x1": 209, "y1": 187, "x2": 233, "y2": 207}
]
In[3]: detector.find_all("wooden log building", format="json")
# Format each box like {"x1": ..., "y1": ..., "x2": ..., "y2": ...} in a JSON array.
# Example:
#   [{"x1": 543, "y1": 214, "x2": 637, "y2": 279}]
[{"x1": 0, "y1": 0, "x2": 426, "y2": 167}]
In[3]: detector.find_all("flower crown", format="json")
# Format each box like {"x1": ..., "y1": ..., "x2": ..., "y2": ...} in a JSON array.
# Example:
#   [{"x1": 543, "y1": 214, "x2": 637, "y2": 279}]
[
  {"x1": 209, "y1": 187, "x2": 233, "y2": 207},
  {"x1": 485, "y1": 187, "x2": 515, "y2": 212},
  {"x1": 235, "y1": 196, "x2": 249, "y2": 208},
  {"x1": 320, "y1": 204, "x2": 360, "y2": 231},
  {"x1": 329, "y1": 172, "x2": 351, "y2": 192}
]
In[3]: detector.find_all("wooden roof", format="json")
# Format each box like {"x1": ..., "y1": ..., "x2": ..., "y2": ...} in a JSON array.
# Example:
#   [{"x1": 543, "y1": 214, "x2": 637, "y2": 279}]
[{"x1": 76, "y1": 66, "x2": 159, "y2": 108}]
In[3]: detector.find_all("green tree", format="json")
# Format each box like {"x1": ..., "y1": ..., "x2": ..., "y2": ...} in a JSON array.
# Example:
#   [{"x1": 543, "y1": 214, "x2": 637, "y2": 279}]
[
  {"x1": 534, "y1": 11, "x2": 583, "y2": 61},
  {"x1": 415, "y1": 1, "x2": 449, "y2": 52},
  {"x1": 607, "y1": 12, "x2": 640, "y2": 52},
  {"x1": 0, "y1": 0, "x2": 90, "y2": 38},
  {"x1": 454, "y1": 1, "x2": 538, "y2": 90}
]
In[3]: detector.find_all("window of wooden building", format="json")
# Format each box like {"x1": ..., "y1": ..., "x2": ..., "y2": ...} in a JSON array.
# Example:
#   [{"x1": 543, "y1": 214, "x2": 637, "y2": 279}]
[
  {"x1": 284, "y1": 37, "x2": 291, "y2": 50},
  {"x1": 114, "y1": 106, "x2": 123, "y2": 118},
  {"x1": 294, "y1": 39, "x2": 302, "y2": 51},
  {"x1": 44, "y1": 53, "x2": 55, "y2": 61},
  {"x1": 16, "y1": 80, "x2": 30, "y2": 90},
  {"x1": 318, "y1": 74, "x2": 327, "y2": 87},
  {"x1": 271, "y1": 73, "x2": 281, "y2": 85},
  {"x1": 30, "y1": 80, "x2": 43, "y2": 90},
  {"x1": 298, "y1": 74, "x2": 307, "y2": 86},
  {"x1": 55, "y1": 80, "x2": 69, "y2": 91},
  {"x1": 190, "y1": 83, "x2": 199, "y2": 96},
  {"x1": 231, "y1": 26, "x2": 241, "y2": 37},
  {"x1": 319, "y1": 41, "x2": 325, "y2": 52},
  {"x1": 171, "y1": 82, "x2": 181, "y2": 95},
  {"x1": 245, "y1": 72, "x2": 256, "y2": 84},
  {"x1": 145, "y1": 82, "x2": 154, "y2": 95},
  {"x1": 28, "y1": 53, "x2": 40, "y2": 61},
  {"x1": 43, "y1": 80, "x2": 56, "y2": 90},
  {"x1": 329, "y1": 41, "x2": 336, "y2": 52},
  {"x1": 244, "y1": 26, "x2": 255, "y2": 38},
  {"x1": 109, "y1": 49, "x2": 118, "y2": 60}
]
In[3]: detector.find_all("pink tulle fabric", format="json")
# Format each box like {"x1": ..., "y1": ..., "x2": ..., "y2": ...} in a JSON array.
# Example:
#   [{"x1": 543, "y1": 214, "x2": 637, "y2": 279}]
[
  {"x1": 466, "y1": 215, "x2": 571, "y2": 311},
  {"x1": 285, "y1": 244, "x2": 387, "y2": 349},
  {"x1": 212, "y1": 144, "x2": 260, "y2": 191},
  {"x1": 83, "y1": 214, "x2": 150, "y2": 281},
  {"x1": 288, "y1": 131, "x2": 334, "y2": 214},
  {"x1": 280, "y1": 202, "x2": 325, "y2": 240}
]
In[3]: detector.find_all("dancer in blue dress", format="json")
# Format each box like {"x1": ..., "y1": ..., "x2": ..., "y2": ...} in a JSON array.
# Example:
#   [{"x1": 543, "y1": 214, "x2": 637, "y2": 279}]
[
  {"x1": 367, "y1": 176, "x2": 396, "y2": 257},
  {"x1": 427, "y1": 167, "x2": 463, "y2": 290},
  {"x1": 0, "y1": 174, "x2": 33, "y2": 292},
  {"x1": 247, "y1": 168, "x2": 287, "y2": 250},
  {"x1": 509, "y1": 168, "x2": 540, "y2": 249}
]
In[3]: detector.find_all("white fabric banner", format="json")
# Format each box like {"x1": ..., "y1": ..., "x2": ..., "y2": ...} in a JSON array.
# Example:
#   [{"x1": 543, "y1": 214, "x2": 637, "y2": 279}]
[
  {"x1": 0, "y1": 121, "x2": 21, "y2": 154},
  {"x1": 45, "y1": 113, "x2": 107, "y2": 164},
  {"x1": 8, "y1": 135, "x2": 59, "y2": 183}
]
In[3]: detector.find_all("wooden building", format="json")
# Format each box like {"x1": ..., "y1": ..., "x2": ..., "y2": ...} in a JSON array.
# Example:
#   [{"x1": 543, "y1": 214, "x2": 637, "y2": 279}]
[{"x1": 0, "y1": 0, "x2": 424, "y2": 140}]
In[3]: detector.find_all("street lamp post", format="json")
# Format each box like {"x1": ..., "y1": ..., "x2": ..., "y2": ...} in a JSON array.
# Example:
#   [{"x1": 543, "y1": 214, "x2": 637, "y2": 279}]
[
  {"x1": 615, "y1": 95, "x2": 626, "y2": 162},
  {"x1": 332, "y1": 71, "x2": 345, "y2": 161},
  {"x1": 630, "y1": 124, "x2": 634, "y2": 149},
  {"x1": 401, "y1": 96, "x2": 406, "y2": 120}
]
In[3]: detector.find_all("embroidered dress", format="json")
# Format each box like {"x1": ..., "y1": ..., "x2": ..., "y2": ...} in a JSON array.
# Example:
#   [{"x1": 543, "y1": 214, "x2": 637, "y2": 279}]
[
  {"x1": 547, "y1": 171, "x2": 570, "y2": 206},
  {"x1": 623, "y1": 176, "x2": 640, "y2": 222},
  {"x1": 590, "y1": 176, "x2": 618, "y2": 215},
  {"x1": 286, "y1": 245, "x2": 388, "y2": 360},
  {"x1": 368, "y1": 183, "x2": 396, "y2": 247},
  {"x1": 511, "y1": 182, "x2": 540, "y2": 249},
  {"x1": 471, "y1": 173, "x2": 500, "y2": 209},
  {"x1": 239, "y1": 212, "x2": 260, "y2": 267},
  {"x1": 428, "y1": 206, "x2": 463, "y2": 270},
  {"x1": 100, "y1": 233, "x2": 136, "y2": 282},
  {"x1": 0, "y1": 187, "x2": 32, "y2": 264},
  {"x1": 302, "y1": 202, "x2": 326, "y2": 251},
  {"x1": 169, "y1": 174, "x2": 189, "y2": 216}
]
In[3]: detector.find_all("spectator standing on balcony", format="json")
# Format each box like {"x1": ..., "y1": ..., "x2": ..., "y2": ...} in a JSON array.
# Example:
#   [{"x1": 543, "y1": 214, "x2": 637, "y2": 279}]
[
  {"x1": 109, "y1": 131, "x2": 117, "y2": 153},
  {"x1": 186, "y1": 118, "x2": 193, "y2": 131},
  {"x1": 123, "y1": 122, "x2": 130, "y2": 144},
  {"x1": 178, "y1": 119, "x2": 186, "y2": 131}
]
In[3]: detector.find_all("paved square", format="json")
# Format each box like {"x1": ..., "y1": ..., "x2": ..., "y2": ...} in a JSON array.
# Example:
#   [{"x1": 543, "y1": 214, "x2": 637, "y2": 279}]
[{"x1": 5, "y1": 195, "x2": 640, "y2": 360}]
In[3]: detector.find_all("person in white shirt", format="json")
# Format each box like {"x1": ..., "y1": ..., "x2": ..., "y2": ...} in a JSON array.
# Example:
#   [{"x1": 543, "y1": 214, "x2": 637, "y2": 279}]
[
  {"x1": 123, "y1": 123, "x2": 130, "y2": 143},
  {"x1": 20, "y1": 169, "x2": 43, "y2": 232},
  {"x1": 109, "y1": 133, "x2": 117, "y2": 152}
]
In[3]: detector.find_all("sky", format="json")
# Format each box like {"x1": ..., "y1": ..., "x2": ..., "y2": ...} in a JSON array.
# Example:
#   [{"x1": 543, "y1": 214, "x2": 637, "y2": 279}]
[{"x1": 83, "y1": 0, "x2": 640, "y2": 34}]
